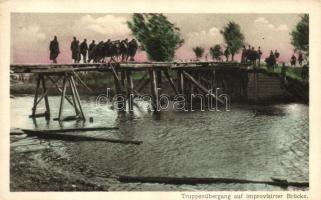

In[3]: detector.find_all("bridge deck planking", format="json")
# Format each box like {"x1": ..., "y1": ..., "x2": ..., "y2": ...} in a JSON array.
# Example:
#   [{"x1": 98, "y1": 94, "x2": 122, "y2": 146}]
[{"x1": 10, "y1": 62, "x2": 252, "y2": 74}]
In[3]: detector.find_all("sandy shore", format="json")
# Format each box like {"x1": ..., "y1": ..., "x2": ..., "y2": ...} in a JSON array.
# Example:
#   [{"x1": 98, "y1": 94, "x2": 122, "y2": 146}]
[{"x1": 10, "y1": 135, "x2": 112, "y2": 191}]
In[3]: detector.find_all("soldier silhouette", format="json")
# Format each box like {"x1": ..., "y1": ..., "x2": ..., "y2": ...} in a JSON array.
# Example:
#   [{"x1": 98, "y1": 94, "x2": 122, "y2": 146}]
[
  {"x1": 241, "y1": 46, "x2": 247, "y2": 63},
  {"x1": 298, "y1": 52, "x2": 304, "y2": 66},
  {"x1": 76, "y1": 40, "x2": 81, "y2": 63},
  {"x1": 70, "y1": 37, "x2": 78, "y2": 63},
  {"x1": 290, "y1": 54, "x2": 297, "y2": 67},
  {"x1": 265, "y1": 50, "x2": 276, "y2": 70},
  {"x1": 88, "y1": 40, "x2": 96, "y2": 63},
  {"x1": 80, "y1": 39, "x2": 88, "y2": 63},
  {"x1": 128, "y1": 39, "x2": 138, "y2": 61},
  {"x1": 224, "y1": 47, "x2": 230, "y2": 62},
  {"x1": 274, "y1": 49, "x2": 280, "y2": 66},
  {"x1": 246, "y1": 45, "x2": 251, "y2": 62},
  {"x1": 49, "y1": 36, "x2": 60, "y2": 63},
  {"x1": 258, "y1": 46, "x2": 262, "y2": 65}
]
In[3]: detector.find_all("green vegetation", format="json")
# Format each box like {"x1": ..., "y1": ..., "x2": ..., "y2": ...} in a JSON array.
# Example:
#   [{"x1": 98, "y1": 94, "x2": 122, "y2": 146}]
[
  {"x1": 209, "y1": 45, "x2": 223, "y2": 61},
  {"x1": 192, "y1": 46, "x2": 205, "y2": 60},
  {"x1": 127, "y1": 13, "x2": 184, "y2": 61},
  {"x1": 291, "y1": 14, "x2": 309, "y2": 56},
  {"x1": 258, "y1": 64, "x2": 304, "y2": 81},
  {"x1": 220, "y1": 22, "x2": 245, "y2": 61}
]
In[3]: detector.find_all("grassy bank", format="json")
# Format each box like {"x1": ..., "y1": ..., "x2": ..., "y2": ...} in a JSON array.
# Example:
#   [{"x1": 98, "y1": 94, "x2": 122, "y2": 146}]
[{"x1": 258, "y1": 64, "x2": 306, "y2": 82}]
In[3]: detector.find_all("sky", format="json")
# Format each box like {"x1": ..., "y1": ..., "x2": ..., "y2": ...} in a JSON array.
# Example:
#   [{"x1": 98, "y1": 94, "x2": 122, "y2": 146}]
[{"x1": 11, "y1": 13, "x2": 303, "y2": 64}]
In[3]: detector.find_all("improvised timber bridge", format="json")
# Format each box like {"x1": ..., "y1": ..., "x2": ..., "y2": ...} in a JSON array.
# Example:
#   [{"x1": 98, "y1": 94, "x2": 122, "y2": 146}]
[{"x1": 10, "y1": 61, "x2": 253, "y2": 121}]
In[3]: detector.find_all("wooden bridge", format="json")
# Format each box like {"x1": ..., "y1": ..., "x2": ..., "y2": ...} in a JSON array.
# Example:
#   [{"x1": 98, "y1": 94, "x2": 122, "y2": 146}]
[{"x1": 10, "y1": 61, "x2": 253, "y2": 121}]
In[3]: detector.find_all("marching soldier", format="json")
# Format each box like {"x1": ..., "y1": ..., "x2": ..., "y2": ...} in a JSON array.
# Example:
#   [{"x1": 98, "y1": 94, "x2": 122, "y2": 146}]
[
  {"x1": 88, "y1": 40, "x2": 96, "y2": 63},
  {"x1": 70, "y1": 37, "x2": 78, "y2": 63},
  {"x1": 128, "y1": 39, "x2": 138, "y2": 61},
  {"x1": 224, "y1": 47, "x2": 230, "y2": 62},
  {"x1": 241, "y1": 46, "x2": 247, "y2": 63},
  {"x1": 290, "y1": 54, "x2": 297, "y2": 67},
  {"x1": 298, "y1": 52, "x2": 304, "y2": 66},
  {"x1": 49, "y1": 36, "x2": 60, "y2": 63},
  {"x1": 80, "y1": 39, "x2": 88, "y2": 63},
  {"x1": 274, "y1": 49, "x2": 280, "y2": 66},
  {"x1": 258, "y1": 46, "x2": 262, "y2": 65}
]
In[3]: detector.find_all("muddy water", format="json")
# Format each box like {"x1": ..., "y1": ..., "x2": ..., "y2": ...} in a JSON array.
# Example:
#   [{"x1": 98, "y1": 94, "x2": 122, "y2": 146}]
[{"x1": 10, "y1": 96, "x2": 309, "y2": 191}]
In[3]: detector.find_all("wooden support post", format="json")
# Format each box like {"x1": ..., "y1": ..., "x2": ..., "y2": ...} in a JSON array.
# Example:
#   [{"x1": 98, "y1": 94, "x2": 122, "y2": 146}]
[
  {"x1": 133, "y1": 72, "x2": 148, "y2": 90},
  {"x1": 110, "y1": 64, "x2": 125, "y2": 111},
  {"x1": 177, "y1": 70, "x2": 184, "y2": 94},
  {"x1": 164, "y1": 69, "x2": 178, "y2": 95},
  {"x1": 149, "y1": 69, "x2": 158, "y2": 111},
  {"x1": 157, "y1": 70, "x2": 162, "y2": 89},
  {"x1": 70, "y1": 76, "x2": 85, "y2": 120},
  {"x1": 211, "y1": 70, "x2": 216, "y2": 90},
  {"x1": 31, "y1": 74, "x2": 41, "y2": 116},
  {"x1": 40, "y1": 75, "x2": 50, "y2": 120},
  {"x1": 58, "y1": 74, "x2": 67, "y2": 121},
  {"x1": 183, "y1": 71, "x2": 224, "y2": 104},
  {"x1": 121, "y1": 71, "x2": 126, "y2": 89},
  {"x1": 47, "y1": 76, "x2": 80, "y2": 111},
  {"x1": 136, "y1": 78, "x2": 150, "y2": 93},
  {"x1": 126, "y1": 70, "x2": 134, "y2": 111},
  {"x1": 68, "y1": 77, "x2": 80, "y2": 116}
]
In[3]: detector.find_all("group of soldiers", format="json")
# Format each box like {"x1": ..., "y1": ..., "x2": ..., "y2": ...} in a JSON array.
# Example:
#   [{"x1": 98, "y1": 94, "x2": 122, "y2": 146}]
[
  {"x1": 48, "y1": 36, "x2": 139, "y2": 64},
  {"x1": 265, "y1": 50, "x2": 281, "y2": 69},
  {"x1": 240, "y1": 45, "x2": 263, "y2": 65},
  {"x1": 70, "y1": 37, "x2": 139, "y2": 63},
  {"x1": 290, "y1": 52, "x2": 305, "y2": 67}
]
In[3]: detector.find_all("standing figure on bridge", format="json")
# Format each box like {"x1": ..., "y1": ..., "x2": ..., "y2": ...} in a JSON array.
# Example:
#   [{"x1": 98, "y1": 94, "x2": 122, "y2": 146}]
[
  {"x1": 265, "y1": 50, "x2": 276, "y2": 70},
  {"x1": 290, "y1": 54, "x2": 297, "y2": 67},
  {"x1": 298, "y1": 51, "x2": 304, "y2": 66},
  {"x1": 246, "y1": 45, "x2": 251, "y2": 62},
  {"x1": 88, "y1": 40, "x2": 96, "y2": 63},
  {"x1": 76, "y1": 40, "x2": 81, "y2": 63},
  {"x1": 258, "y1": 46, "x2": 262, "y2": 66},
  {"x1": 49, "y1": 36, "x2": 60, "y2": 63},
  {"x1": 127, "y1": 39, "x2": 138, "y2": 61},
  {"x1": 249, "y1": 47, "x2": 259, "y2": 66},
  {"x1": 241, "y1": 46, "x2": 247, "y2": 63},
  {"x1": 80, "y1": 39, "x2": 88, "y2": 63},
  {"x1": 274, "y1": 49, "x2": 280, "y2": 66},
  {"x1": 224, "y1": 47, "x2": 230, "y2": 62},
  {"x1": 120, "y1": 38, "x2": 129, "y2": 61},
  {"x1": 70, "y1": 37, "x2": 79, "y2": 63}
]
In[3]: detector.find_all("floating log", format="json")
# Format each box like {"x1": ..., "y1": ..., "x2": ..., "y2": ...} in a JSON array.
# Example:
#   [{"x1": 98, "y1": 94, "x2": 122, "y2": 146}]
[
  {"x1": 20, "y1": 131, "x2": 142, "y2": 145},
  {"x1": 118, "y1": 176, "x2": 309, "y2": 188},
  {"x1": 53, "y1": 115, "x2": 81, "y2": 121},
  {"x1": 10, "y1": 128, "x2": 25, "y2": 135},
  {"x1": 22, "y1": 127, "x2": 119, "y2": 134},
  {"x1": 29, "y1": 113, "x2": 47, "y2": 118}
]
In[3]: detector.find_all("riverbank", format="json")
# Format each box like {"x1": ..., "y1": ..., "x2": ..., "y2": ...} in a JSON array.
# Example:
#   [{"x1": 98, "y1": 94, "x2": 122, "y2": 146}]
[{"x1": 10, "y1": 134, "x2": 114, "y2": 191}]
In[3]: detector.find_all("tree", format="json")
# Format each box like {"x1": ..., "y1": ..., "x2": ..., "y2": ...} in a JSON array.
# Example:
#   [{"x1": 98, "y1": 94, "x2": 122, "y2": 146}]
[
  {"x1": 209, "y1": 45, "x2": 223, "y2": 61},
  {"x1": 192, "y1": 46, "x2": 204, "y2": 60},
  {"x1": 291, "y1": 14, "x2": 309, "y2": 56},
  {"x1": 127, "y1": 13, "x2": 184, "y2": 61},
  {"x1": 220, "y1": 21, "x2": 245, "y2": 61}
]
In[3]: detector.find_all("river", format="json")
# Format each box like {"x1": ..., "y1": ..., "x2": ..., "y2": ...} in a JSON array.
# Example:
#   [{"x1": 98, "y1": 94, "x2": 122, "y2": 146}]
[{"x1": 10, "y1": 95, "x2": 309, "y2": 191}]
